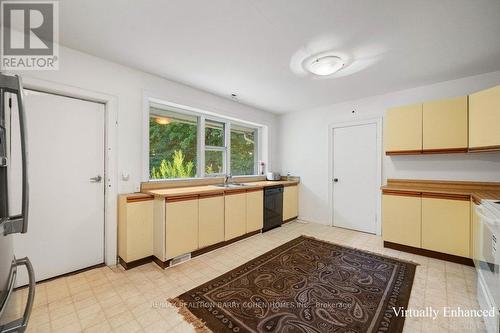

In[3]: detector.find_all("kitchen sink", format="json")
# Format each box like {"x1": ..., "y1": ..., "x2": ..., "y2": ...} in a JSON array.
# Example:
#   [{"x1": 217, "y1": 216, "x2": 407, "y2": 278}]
[{"x1": 215, "y1": 183, "x2": 248, "y2": 188}]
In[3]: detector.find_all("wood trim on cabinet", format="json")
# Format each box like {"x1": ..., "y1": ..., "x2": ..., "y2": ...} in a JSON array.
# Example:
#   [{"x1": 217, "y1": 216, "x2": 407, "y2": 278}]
[
  {"x1": 421, "y1": 192, "x2": 470, "y2": 201},
  {"x1": 382, "y1": 189, "x2": 421, "y2": 197},
  {"x1": 472, "y1": 196, "x2": 482, "y2": 205},
  {"x1": 386, "y1": 178, "x2": 500, "y2": 191},
  {"x1": 283, "y1": 183, "x2": 298, "y2": 188},
  {"x1": 119, "y1": 256, "x2": 154, "y2": 270},
  {"x1": 384, "y1": 241, "x2": 473, "y2": 266},
  {"x1": 421, "y1": 147, "x2": 468, "y2": 154},
  {"x1": 150, "y1": 231, "x2": 262, "y2": 270},
  {"x1": 386, "y1": 146, "x2": 500, "y2": 155},
  {"x1": 198, "y1": 192, "x2": 224, "y2": 199},
  {"x1": 245, "y1": 187, "x2": 263, "y2": 193},
  {"x1": 386, "y1": 148, "x2": 470, "y2": 155},
  {"x1": 468, "y1": 145, "x2": 500, "y2": 153},
  {"x1": 152, "y1": 256, "x2": 171, "y2": 269},
  {"x1": 224, "y1": 189, "x2": 247, "y2": 195},
  {"x1": 165, "y1": 194, "x2": 199, "y2": 202},
  {"x1": 385, "y1": 150, "x2": 422, "y2": 156},
  {"x1": 126, "y1": 195, "x2": 154, "y2": 203},
  {"x1": 192, "y1": 230, "x2": 261, "y2": 258},
  {"x1": 283, "y1": 216, "x2": 298, "y2": 224}
]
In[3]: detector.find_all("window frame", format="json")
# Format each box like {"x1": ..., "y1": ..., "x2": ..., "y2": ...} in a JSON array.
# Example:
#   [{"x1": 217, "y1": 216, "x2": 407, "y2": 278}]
[
  {"x1": 146, "y1": 98, "x2": 263, "y2": 181},
  {"x1": 229, "y1": 122, "x2": 259, "y2": 177},
  {"x1": 203, "y1": 119, "x2": 227, "y2": 177}
]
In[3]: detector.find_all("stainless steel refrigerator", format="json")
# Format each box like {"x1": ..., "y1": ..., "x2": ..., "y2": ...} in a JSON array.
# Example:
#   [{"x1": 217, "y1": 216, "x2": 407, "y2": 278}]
[{"x1": 0, "y1": 73, "x2": 34, "y2": 333}]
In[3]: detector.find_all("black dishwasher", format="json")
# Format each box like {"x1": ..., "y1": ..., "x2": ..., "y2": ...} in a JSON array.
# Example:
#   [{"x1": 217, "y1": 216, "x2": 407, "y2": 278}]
[{"x1": 263, "y1": 185, "x2": 283, "y2": 232}]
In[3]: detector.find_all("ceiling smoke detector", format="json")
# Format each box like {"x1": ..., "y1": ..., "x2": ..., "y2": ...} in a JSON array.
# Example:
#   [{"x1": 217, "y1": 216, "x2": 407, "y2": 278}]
[{"x1": 306, "y1": 55, "x2": 345, "y2": 76}]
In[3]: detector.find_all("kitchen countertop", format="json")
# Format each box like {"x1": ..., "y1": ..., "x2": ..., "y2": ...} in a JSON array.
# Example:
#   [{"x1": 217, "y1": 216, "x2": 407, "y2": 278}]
[
  {"x1": 144, "y1": 180, "x2": 299, "y2": 198},
  {"x1": 381, "y1": 179, "x2": 500, "y2": 203}
]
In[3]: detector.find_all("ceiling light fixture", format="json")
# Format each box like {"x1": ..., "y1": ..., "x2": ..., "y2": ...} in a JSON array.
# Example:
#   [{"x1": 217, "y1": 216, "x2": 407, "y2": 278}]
[
  {"x1": 155, "y1": 117, "x2": 171, "y2": 125},
  {"x1": 306, "y1": 55, "x2": 345, "y2": 76}
]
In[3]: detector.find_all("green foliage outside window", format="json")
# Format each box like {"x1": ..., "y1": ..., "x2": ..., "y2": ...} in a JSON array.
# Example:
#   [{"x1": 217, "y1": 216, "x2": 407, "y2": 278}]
[
  {"x1": 149, "y1": 117, "x2": 197, "y2": 179},
  {"x1": 149, "y1": 109, "x2": 257, "y2": 180},
  {"x1": 231, "y1": 128, "x2": 256, "y2": 176},
  {"x1": 151, "y1": 150, "x2": 194, "y2": 179},
  {"x1": 205, "y1": 121, "x2": 224, "y2": 147}
]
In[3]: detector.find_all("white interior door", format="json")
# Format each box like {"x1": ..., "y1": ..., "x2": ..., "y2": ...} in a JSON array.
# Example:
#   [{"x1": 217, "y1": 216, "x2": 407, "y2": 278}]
[
  {"x1": 10, "y1": 90, "x2": 105, "y2": 285},
  {"x1": 332, "y1": 122, "x2": 378, "y2": 234}
]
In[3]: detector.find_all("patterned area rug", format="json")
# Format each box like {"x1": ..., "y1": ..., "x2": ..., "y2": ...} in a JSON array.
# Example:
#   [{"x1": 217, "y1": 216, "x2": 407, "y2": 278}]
[{"x1": 170, "y1": 235, "x2": 416, "y2": 333}]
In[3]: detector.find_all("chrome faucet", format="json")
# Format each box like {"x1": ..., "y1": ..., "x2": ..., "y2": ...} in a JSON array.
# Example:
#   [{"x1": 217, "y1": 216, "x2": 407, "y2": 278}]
[{"x1": 224, "y1": 174, "x2": 232, "y2": 185}]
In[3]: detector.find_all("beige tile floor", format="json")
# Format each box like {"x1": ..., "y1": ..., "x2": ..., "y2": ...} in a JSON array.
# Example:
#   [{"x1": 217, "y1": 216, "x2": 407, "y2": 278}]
[{"x1": 6, "y1": 220, "x2": 484, "y2": 333}]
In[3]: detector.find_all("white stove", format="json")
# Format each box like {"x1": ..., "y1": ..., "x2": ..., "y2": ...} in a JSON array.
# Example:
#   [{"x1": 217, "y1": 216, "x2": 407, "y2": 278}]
[{"x1": 482, "y1": 200, "x2": 500, "y2": 217}]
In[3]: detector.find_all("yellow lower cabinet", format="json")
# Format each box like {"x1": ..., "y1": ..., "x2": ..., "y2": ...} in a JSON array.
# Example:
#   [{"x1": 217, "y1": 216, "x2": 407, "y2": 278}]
[
  {"x1": 118, "y1": 196, "x2": 154, "y2": 262},
  {"x1": 283, "y1": 185, "x2": 298, "y2": 221},
  {"x1": 382, "y1": 193, "x2": 421, "y2": 248},
  {"x1": 225, "y1": 192, "x2": 246, "y2": 241},
  {"x1": 198, "y1": 195, "x2": 225, "y2": 248},
  {"x1": 422, "y1": 197, "x2": 470, "y2": 258},
  {"x1": 246, "y1": 190, "x2": 263, "y2": 233},
  {"x1": 165, "y1": 198, "x2": 199, "y2": 259}
]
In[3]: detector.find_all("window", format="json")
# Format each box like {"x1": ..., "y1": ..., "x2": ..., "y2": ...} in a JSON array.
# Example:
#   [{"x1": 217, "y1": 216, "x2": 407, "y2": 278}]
[
  {"x1": 148, "y1": 103, "x2": 261, "y2": 180},
  {"x1": 230, "y1": 125, "x2": 257, "y2": 176},
  {"x1": 149, "y1": 108, "x2": 197, "y2": 179},
  {"x1": 204, "y1": 120, "x2": 226, "y2": 175}
]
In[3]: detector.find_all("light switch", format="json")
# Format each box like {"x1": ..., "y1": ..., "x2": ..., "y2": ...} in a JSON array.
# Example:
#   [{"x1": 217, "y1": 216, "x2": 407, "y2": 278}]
[{"x1": 122, "y1": 171, "x2": 130, "y2": 181}]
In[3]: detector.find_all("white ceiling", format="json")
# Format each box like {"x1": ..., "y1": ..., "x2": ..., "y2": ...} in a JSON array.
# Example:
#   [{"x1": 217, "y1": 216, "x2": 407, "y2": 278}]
[{"x1": 59, "y1": 0, "x2": 500, "y2": 114}]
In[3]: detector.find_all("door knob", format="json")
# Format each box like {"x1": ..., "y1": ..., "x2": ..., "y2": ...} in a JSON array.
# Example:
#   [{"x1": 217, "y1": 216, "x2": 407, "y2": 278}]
[
  {"x1": 89, "y1": 175, "x2": 102, "y2": 183},
  {"x1": 333, "y1": 178, "x2": 339, "y2": 182}
]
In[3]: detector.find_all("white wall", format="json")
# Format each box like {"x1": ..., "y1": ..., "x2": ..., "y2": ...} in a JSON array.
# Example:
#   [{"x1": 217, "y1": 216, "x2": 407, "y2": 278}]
[
  {"x1": 11, "y1": 46, "x2": 279, "y2": 193},
  {"x1": 278, "y1": 71, "x2": 500, "y2": 225}
]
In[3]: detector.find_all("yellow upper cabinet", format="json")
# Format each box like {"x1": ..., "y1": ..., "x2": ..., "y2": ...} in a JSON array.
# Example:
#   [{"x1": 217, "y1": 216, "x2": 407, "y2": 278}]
[
  {"x1": 384, "y1": 104, "x2": 422, "y2": 154},
  {"x1": 422, "y1": 96, "x2": 468, "y2": 151},
  {"x1": 469, "y1": 85, "x2": 500, "y2": 150}
]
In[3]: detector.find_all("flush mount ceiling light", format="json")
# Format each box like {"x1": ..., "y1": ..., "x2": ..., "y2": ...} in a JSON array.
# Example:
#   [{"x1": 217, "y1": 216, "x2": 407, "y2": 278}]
[
  {"x1": 306, "y1": 55, "x2": 345, "y2": 76},
  {"x1": 155, "y1": 117, "x2": 171, "y2": 125}
]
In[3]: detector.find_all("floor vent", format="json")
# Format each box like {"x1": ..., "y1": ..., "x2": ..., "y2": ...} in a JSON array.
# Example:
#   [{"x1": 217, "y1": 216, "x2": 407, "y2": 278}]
[{"x1": 170, "y1": 253, "x2": 191, "y2": 266}]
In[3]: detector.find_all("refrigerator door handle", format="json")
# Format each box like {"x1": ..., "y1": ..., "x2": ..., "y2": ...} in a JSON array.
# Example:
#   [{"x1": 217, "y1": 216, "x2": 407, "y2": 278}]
[
  {"x1": 1, "y1": 74, "x2": 29, "y2": 235},
  {"x1": 0, "y1": 257, "x2": 35, "y2": 333},
  {"x1": 15, "y1": 76, "x2": 29, "y2": 234}
]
